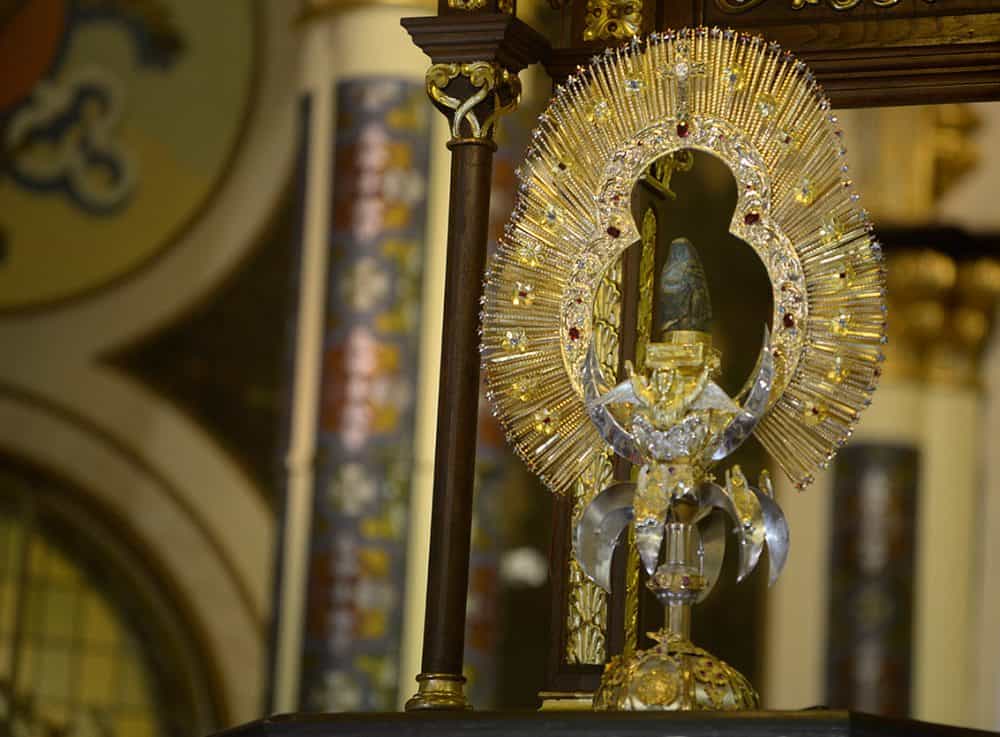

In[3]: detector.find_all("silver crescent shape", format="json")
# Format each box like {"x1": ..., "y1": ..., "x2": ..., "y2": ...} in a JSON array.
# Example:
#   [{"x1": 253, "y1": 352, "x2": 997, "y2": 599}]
[
  {"x1": 755, "y1": 486, "x2": 790, "y2": 587},
  {"x1": 735, "y1": 488, "x2": 765, "y2": 583},
  {"x1": 699, "y1": 481, "x2": 739, "y2": 525},
  {"x1": 583, "y1": 344, "x2": 643, "y2": 465},
  {"x1": 699, "y1": 480, "x2": 755, "y2": 581},
  {"x1": 705, "y1": 325, "x2": 774, "y2": 463},
  {"x1": 573, "y1": 481, "x2": 636, "y2": 592},
  {"x1": 696, "y1": 511, "x2": 727, "y2": 604}
]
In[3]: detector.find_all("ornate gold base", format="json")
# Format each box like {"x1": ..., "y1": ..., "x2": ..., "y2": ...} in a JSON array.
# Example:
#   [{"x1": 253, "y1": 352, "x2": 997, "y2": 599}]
[
  {"x1": 593, "y1": 630, "x2": 758, "y2": 711},
  {"x1": 404, "y1": 673, "x2": 472, "y2": 711}
]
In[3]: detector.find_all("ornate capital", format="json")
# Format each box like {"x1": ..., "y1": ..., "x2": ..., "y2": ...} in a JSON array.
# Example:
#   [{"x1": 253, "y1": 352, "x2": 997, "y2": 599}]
[
  {"x1": 426, "y1": 62, "x2": 521, "y2": 143},
  {"x1": 885, "y1": 249, "x2": 1000, "y2": 388}
]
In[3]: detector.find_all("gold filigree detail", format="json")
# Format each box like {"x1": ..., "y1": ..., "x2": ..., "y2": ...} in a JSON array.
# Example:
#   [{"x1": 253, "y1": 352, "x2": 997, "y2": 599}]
[
  {"x1": 715, "y1": 0, "x2": 934, "y2": 11},
  {"x1": 594, "y1": 630, "x2": 758, "y2": 711},
  {"x1": 567, "y1": 453, "x2": 614, "y2": 664},
  {"x1": 622, "y1": 208, "x2": 657, "y2": 658},
  {"x1": 426, "y1": 62, "x2": 521, "y2": 142},
  {"x1": 624, "y1": 525, "x2": 640, "y2": 657},
  {"x1": 448, "y1": 0, "x2": 487, "y2": 8},
  {"x1": 565, "y1": 256, "x2": 623, "y2": 665},
  {"x1": 635, "y1": 208, "x2": 656, "y2": 373},
  {"x1": 583, "y1": 0, "x2": 642, "y2": 41}
]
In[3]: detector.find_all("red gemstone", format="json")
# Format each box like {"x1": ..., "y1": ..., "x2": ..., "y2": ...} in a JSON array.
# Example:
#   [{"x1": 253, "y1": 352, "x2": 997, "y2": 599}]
[
  {"x1": 783, "y1": 313, "x2": 795, "y2": 328},
  {"x1": 518, "y1": 290, "x2": 528, "y2": 298},
  {"x1": 744, "y1": 212, "x2": 760, "y2": 225},
  {"x1": 676, "y1": 121, "x2": 689, "y2": 137},
  {"x1": 606, "y1": 225, "x2": 621, "y2": 238},
  {"x1": 569, "y1": 327, "x2": 580, "y2": 340},
  {"x1": 681, "y1": 575, "x2": 691, "y2": 586}
]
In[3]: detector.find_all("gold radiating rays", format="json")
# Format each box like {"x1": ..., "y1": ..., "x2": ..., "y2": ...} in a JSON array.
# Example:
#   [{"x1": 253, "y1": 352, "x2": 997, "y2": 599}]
[{"x1": 481, "y1": 28, "x2": 887, "y2": 493}]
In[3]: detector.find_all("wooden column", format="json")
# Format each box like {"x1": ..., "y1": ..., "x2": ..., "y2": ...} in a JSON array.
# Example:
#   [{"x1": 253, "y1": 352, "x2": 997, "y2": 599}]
[{"x1": 402, "y1": 13, "x2": 548, "y2": 710}]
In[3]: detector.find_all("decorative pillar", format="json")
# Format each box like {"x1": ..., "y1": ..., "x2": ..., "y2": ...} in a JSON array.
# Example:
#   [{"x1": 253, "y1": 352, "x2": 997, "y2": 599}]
[
  {"x1": 400, "y1": 10, "x2": 547, "y2": 709},
  {"x1": 913, "y1": 255, "x2": 1000, "y2": 726},
  {"x1": 822, "y1": 249, "x2": 949, "y2": 715},
  {"x1": 270, "y1": 0, "x2": 443, "y2": 714}
]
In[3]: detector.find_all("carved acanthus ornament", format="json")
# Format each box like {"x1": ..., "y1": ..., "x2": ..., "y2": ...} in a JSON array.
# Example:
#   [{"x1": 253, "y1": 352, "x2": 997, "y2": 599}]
[
  {"x1": 426, "y1": 62, "x2": 521, "y2": 143},
  {"x1": 715, "y1": 0, "x2": 935, "y2": 11},
  {"x1": 566, "y1": 257, "x2": 622, "y2": 665},
  {"x1": 583, "y1": 0, "x2": 642, "y2": 41}
]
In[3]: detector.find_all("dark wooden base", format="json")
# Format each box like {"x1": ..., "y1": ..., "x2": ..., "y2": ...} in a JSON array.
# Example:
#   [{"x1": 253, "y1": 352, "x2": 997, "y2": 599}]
[{"x1": 214, "y1": 710, "x2": 998, "y2": 737}]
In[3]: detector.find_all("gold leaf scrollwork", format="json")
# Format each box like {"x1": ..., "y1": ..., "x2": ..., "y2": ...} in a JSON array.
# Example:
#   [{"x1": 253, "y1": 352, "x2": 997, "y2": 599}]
[
  {"x1": 565, "y1": 257, "x2": 622, "y2": 665},
  {"x1": 583, "y1": 0, "x2": 642, "y2": 42},
  {"x1": 716, "y1": 0, "x2": 935, "y2": 11},
  {"x1": 447, "y1": 0, "x2": 513, "y2": 11},
  {"x1": 426, "y1": 62, "x2": 521, "y2": 142}
]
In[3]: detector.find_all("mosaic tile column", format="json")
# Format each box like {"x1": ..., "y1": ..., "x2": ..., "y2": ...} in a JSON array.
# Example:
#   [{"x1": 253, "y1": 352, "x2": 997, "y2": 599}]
[
  {"x1": 270, "y1": 2, "x2": 438, "y2": 714},
  {"x1": 298, "y1": 77, "x2": 432, "y2": 712}
]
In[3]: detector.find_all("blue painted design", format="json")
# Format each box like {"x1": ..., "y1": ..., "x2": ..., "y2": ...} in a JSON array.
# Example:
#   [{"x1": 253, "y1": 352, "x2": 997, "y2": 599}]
[{"x1": 299, "y1": 77, "x2": 431, "y2": 712}]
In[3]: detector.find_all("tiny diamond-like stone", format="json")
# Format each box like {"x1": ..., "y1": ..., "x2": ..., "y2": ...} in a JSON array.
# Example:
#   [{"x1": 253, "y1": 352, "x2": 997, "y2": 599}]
[
  {"x1": 723, "y1": 64, "x2": 744, "y2": 91},
  {"x1": 674, "y1": 61, "x2": 690, "y2": 80},
  {"x1": 516, "y1": 243, "x2": 543, "y2": 267},
  {"x1": 501, "y1": 328, "x2": 528, "y2": 353},
  {"x1": 756, "y1": 93, "x2": 777, "y2": 117},
  {"x1": 625, "y1": 77, "x2": 643, "y2": 93},
  {"x1": 803, "y1": 403, "x2": 828, "y2": 426},
  {"x1": 589, "y1": 101, "x2": 610, "y2": 124},
  {"x1": 795, "y1": 178, "x2": 814, "y2": 205},
  {"x1": 512, "y1": 282, "x2": 535, "y2": 306},
  {"x1": 533, "y1": 409, "x2": 555, "y2": 435}
]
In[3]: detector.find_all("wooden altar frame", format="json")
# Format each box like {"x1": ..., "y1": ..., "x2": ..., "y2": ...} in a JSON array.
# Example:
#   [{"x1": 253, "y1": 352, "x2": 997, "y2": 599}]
[{"x1": 400, "y1": 0, "x2": 1000, "y2": 709}]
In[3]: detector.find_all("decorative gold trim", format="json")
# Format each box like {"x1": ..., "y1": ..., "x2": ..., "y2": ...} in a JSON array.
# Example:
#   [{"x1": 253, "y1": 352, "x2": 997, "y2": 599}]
[
  {"x1": 296, "y1": 0, "x2": 435, "y2": 23},
  {"x1": 583, "y1": 0, "x2": 642, "y2": 41},
  {"x1": 565, "y1": 256, "x2": 622, "y2": 665},
  {"x1": 446, "y1": 0, "x2": 514, "y2": 11},
  {"x1": 566, "y1": 456, "x2": 614, "y2": 664},
  {"x1": 404, "y1": 673, "x2": 472, "y2": 711},
  {"x1": 715, "y1": 0, "x2": 934, "y2": 12},
  {"x1": 594, "y1": 630, "x2": 759, "y2": 710},
  {"x1": 622, "y1": 206, "x2": 656, "y2": 658},
  {"x1": 426, "y1": 62, "x2": 521, "y2": 142}
]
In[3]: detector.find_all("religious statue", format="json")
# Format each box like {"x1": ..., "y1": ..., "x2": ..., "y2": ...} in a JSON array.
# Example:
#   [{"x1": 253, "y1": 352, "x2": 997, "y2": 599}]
[{"x1": 479, "y1": 28, "x2": 887, "y2": 710}]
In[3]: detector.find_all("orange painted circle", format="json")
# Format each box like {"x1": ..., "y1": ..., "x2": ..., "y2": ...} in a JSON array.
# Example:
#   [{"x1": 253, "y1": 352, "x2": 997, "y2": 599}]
[{"x1": 0, "y1": 0, "x2": 67, "y2": 113}]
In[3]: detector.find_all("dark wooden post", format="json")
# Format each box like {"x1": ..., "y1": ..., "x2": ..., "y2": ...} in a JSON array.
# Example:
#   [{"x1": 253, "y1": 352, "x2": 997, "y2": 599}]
[{"x1": 401, "y1": 13, "x2": 549, "y2": 710}]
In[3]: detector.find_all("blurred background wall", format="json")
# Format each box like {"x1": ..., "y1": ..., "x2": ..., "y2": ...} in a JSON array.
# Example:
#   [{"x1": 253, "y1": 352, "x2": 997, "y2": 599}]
[{"x1": 0, "y1": 2, "x2": 999, "y2": 735}]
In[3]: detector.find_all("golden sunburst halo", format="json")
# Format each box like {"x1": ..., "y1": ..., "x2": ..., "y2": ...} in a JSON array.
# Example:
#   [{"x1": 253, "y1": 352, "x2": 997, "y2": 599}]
[{"x1": 480, "y1": 28, "x2": 887, "y2": 493}]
